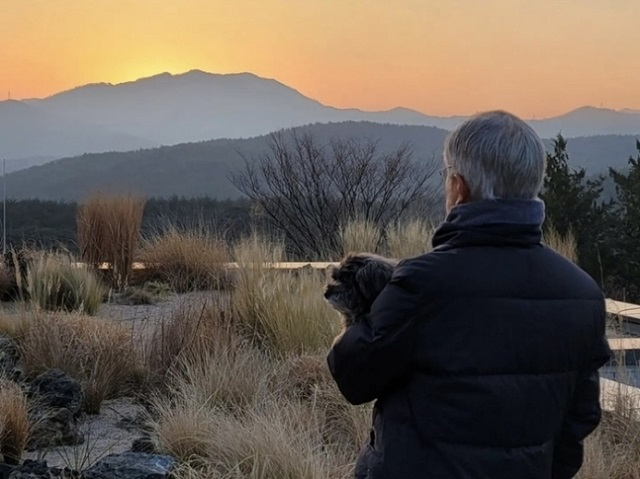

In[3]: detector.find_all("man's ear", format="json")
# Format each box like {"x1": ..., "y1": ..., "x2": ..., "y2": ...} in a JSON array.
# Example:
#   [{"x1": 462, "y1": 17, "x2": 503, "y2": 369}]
[{"x1": 453, "y1": 174, "x2": 471, "y2": 205}]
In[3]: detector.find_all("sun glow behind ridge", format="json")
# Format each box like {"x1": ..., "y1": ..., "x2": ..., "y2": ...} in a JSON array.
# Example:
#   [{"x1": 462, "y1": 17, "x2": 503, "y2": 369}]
[{"x1": 2, "y1": 0, "x2": 640, "y2": 117}]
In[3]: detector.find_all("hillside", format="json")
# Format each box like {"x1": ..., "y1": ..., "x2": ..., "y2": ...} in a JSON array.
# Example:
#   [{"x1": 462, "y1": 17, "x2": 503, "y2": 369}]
[
  {"x1": 2, "y1": 122, "x2": 638, "y2": 201},
  {"x1": 2, "y1": 70, "x2": 640, "y2": 169}
]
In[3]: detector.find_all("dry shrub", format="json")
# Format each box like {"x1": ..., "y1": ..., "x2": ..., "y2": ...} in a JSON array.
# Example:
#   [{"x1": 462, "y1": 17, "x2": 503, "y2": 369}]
[
  {"x1": 26, "y1": 253, "x2": 107, "y2": 315},
  {"x1": 0, "y1": 261, "x2": 15, "y2": 300},
  {"x1": 232, "y1": 234, "x2": 339, "y2": 356},
  {"x1": 0, "y1": 312, "x2": 28, "y2": 339},
  {"x1": 155, "y1": 395, "x2": 343, "y2": 479},
  {"x1": 385, "y1": 218, "x2": 435, "y2": 259},
  {"x1": 145, "y1": 296, "x2": 235, "y2": 383},
  {"x1": 139, "y1": 227, "x2": 231, "y2": 293},
  {"x1": 17, "y1": 312, "x2": 136, "y2": 414},
  {"x1": 277, "y1": 354, "x2": 370, "y2": 451},
  {"x1": 339, "y1": 219, "x2": 381, "y2": 257},
  {"x1": 0, "y1": 379, "x2": 30, "y2": 465},
  {"x1": 543, "y1": 224, "x2": 578, "y2": 263},
  {"x1": 77, "y1": 193, "x2": 146, "y2": 289}
]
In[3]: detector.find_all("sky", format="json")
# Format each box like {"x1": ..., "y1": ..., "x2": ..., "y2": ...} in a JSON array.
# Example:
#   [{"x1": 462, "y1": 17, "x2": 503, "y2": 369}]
[{"x1": 2, "y1": 0, "x2": 640, "y2": 118}]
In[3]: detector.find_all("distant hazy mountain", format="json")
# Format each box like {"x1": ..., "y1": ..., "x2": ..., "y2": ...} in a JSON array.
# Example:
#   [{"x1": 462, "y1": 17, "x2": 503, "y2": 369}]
[
  {"x1": 2, "y1": 70, "x2": 639, "y2": 170},
  {"x1": 529, "y1": 107, "x2": 640, "y2": 138},
  {"x1": 0, "y1": 99, "x2": 158, "y2": 170},
  {"x1": 2, "y1": 122, "x2": 637, "y2": 201}
]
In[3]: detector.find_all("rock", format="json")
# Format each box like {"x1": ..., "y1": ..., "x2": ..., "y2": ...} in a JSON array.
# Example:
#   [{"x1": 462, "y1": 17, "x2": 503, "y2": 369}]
[
  {"x1": 130, "y1": 436, "x2": 158, "y2": 454},
  {"x1": 83, "y1": 453, "x2": 174, "y2": 479},
  {"x1": 5, "y1": 460, "x2": 77, "y2": 479},
  {"x1": 27, "y1": 408, "x2": 84, "y2": 451},
  {"x1": 0, "y1": 336, "x2": 20, "y2": 381},
  {"x1": 28, "y1": 369, "x2": 83, "y2": 417},
  {"x1": 26, "y1": 369, "x2": 85, "y2": 450},
  {"x1": 0, "y1": 463, "x2": 16, "y2": 479}
]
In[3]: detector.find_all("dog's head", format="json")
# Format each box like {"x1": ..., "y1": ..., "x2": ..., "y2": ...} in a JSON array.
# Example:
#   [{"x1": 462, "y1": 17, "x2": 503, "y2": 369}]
[{"x1": 324, "y1": 253, "x2": 398, "y2": 318}]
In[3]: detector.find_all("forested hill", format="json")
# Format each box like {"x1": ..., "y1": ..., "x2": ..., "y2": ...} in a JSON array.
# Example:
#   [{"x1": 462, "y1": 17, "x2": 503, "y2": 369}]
[{"x1": 2, "y1": 122, "x2": 637, "y2": 201}]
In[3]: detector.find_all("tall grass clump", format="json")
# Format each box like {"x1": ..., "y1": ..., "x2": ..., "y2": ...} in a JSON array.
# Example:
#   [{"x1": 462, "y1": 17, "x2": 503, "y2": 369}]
[
  {"x1": 577, "y1": 378, "x2": 640, "y2": 479},
  {"x1": 139, "y1": 227, "x2": 230, "y2": 293},
  {"x1": 26, "y1": 253, "x2": 107, "y2": 315},
  {"x1": 232, "y1": 233, "x2": 339, "y2": 356},
  {"x1": 77, "y1": 193, "x2": 146, "y2": 289},
  {"x1": 145, "y1": 297, "x2": 235, "y2": 383},
  {"x1": 154, "y1": 393, "x2": 344, "y2": 479},
  {"x1": 543, "y1": 224, "x2": 578, "y2": 263},
  {"x1": 17, "y1": 312, "x2": 136, "y2": 414},
  {"x1": 385, "y1": 218, "x2": 435, "y2": 259},
  {"x1": 0, "y1": 379, "x2": 30, "y2": 465},
  {"x1": 339, "y1": 219, "x2": 381, "y2": 257}
]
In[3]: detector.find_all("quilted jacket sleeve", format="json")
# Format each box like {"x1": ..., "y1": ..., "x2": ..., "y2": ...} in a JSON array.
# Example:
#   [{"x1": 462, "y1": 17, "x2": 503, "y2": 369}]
[{"x1": 326, "y1": 264, "x2": 424, "y2": 405}]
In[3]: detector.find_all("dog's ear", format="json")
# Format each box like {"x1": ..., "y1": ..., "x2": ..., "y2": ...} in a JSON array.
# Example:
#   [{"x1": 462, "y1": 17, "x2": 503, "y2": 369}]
[{"x1": 355, "y1": 259, "x2": 394, "y2": 304}]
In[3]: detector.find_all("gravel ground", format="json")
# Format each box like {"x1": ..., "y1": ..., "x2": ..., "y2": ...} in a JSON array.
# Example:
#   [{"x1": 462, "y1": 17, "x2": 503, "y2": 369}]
[{"x1": 6, "y1": 290, "x2": 230, "y2": 471}]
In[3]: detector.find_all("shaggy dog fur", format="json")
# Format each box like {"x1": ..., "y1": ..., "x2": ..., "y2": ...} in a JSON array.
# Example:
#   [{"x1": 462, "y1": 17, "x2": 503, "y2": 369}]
[{"x1": 324, "y1": 253, "x2": 398, "y2": 328}]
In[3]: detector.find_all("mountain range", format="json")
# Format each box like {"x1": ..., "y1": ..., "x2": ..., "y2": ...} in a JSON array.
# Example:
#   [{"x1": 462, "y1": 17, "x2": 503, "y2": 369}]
[
  {"x1": 2, "y1": 122, "x2": 637, "y2": 201},
  {"x1": 2, "y1": 69, "x2": 640, "y2": 173}
]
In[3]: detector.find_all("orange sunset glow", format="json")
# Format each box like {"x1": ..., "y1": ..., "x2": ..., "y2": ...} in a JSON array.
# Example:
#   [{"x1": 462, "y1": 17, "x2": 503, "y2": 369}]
[{"x1": 2, "y1": 0, "x2": 640, "y2": 118}]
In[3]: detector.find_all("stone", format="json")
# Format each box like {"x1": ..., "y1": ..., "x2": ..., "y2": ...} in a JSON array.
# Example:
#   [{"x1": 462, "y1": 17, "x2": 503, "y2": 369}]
[
  {"x1": 27, "y1": 408, "x2": 84, "y2": 451},
  {"x1": 82, "y1": 453, "x2": 174, "y2": 479},
  {"x1": 26, "y1": 369, "x2": 84, "y2": 451},
  {"x1": 130, "y1": 436, "x2": 158, "y2": 454},
  {"x1": 0, "y1": 463, "x2": 16, "y2": 479},
  {"x1": 5, "y1": 459, "x2": 78, "y2": 479},
  {"x1": 28, "y1": 369, "x2": 83, "y2": 417}
]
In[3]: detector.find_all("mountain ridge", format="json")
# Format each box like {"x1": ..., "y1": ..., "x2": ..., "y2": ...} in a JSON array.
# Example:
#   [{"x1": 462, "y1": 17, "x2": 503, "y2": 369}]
[
  {"x1": 2, "y1": 70, "x2": 639, "y2": 171},
  {"x1": 2, "y1": 121, "x2": 637, "y2": 202}
]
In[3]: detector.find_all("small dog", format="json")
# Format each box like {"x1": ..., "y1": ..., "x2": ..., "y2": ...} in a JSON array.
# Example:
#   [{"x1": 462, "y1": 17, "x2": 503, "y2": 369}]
[{"x1": 324, "y1": 252, "x2": 398, "y2": 328}]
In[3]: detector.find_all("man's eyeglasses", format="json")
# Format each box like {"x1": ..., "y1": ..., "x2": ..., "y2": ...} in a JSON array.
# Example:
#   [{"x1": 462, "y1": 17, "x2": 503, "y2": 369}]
[{"x1": 439, "y1": 165, "x2": 453, "y2": 180}]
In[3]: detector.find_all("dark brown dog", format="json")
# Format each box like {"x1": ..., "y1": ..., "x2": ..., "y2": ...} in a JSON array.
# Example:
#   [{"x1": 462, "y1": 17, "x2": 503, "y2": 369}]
[{"x1": 324, "y1": 252, "x2": 398, "y2": 328}]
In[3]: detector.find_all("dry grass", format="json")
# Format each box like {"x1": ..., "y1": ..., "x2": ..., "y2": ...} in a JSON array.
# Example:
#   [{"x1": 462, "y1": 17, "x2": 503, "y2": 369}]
[
  {"x1": 139, "y1": 227, "x2": 231, "y2": 293},
  {"x1": 26, "y1": 253, "x2": 107, "y2": 315},
  {"x1": 231, "y1": 234, "x2": 339, "y2": 357},
  {"x1": 0, "y1": 379, "x2": 30, "y2": 465},
  {"x1": 77, "y1": 193, "x2": 146, "y2": 289},
  {"x1": 385, "y1": 218, "x2": 435, "y2": 259},
  {"x1": 0, "y1": 312, "x2": 28, "y2": 339},
  {"x1": 17, "y1": 311, "x2": 136, "y2": 414},
  {"x1": 155, "y1": 387, "x2": 356, "y2": 479},
  {"x1": 145, "y1": 296, "x2": 235, "y2": 384},
  {"x1": 544, "y1": 224, "x2": 578, "y2": 263},
  {"x1": 339, "y1": 219, "x2": 381, "y2": 257},
  {"x1": 277, "y1": 354, "x2": 370, "y2": 451},
  {"x1": 578, "y1": 383, "x2": 640, "y2": 479}
]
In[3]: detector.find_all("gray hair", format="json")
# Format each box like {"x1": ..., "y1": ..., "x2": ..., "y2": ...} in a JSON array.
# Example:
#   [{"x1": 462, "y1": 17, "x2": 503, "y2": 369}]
[{"x1": 444, "y1": 110, "x2": 546, "y2": 200}]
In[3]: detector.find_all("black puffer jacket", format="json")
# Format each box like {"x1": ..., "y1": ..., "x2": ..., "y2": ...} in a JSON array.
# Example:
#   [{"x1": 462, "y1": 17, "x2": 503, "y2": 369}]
[{"x1": 327, "y1": 216, "x2": 611, "y2": 479}]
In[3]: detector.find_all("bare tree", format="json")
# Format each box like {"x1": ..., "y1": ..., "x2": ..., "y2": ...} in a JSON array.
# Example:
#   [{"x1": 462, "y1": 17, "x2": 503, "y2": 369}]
[{"x1": 230, "y1": 130, "x2": 439, "y2": 258}]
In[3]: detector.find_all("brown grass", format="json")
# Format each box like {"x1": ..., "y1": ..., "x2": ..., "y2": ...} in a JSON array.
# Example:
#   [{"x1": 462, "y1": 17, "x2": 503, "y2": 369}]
[
  {"x1": 339, "y1": 219, "x2": 381, "y2": 257},
  {"x1": 231, "y1": 234, "x2": 339, "y2": 357},
  {"x1": 145, "y1": 296, "x2": 235, "y2": 384},
  {"x1": 0, "y1": 311, "x2": 28, "y2": 339},
  {"x1": 139, "y1": 227, "x2": 231, "y2": 293},
  {"x1": 0, "y1": 379, "x2": 30, "y2": 465},
  {"x1": 543, "y1": 224, "x2": 578, "y2": 263},
  {"x1": 385, "y1": 218, "x2": 435, "y2": 259},
  {"x1": 17, "y1": 311, "x2": 136, "y2": 414},
  {"x1": 77, "y1": 193, "x2": 146, "y2": 289},
  {"x1": 578, "y1": 382, "x2": 640, "y2": 479},
  {"x1": 26, "y1": 253, "x2": 107, "y2": 315}
]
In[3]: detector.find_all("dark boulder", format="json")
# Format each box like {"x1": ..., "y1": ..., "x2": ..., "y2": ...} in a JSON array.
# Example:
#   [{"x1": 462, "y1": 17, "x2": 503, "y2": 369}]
[{"x1": 82, "y1": 453, "x2": 174, "y2": 479}]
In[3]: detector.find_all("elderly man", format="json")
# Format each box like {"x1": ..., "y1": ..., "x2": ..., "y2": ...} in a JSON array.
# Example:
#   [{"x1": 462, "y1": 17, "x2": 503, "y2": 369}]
[{"x1": 327, "y1": 111, "x2": 611, "y2": 479}]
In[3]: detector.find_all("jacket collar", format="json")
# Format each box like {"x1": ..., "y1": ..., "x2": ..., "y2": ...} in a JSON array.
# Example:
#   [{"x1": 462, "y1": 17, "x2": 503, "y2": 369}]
[{"x1": 432, "y1": 198, "x2": 545, "y2": 250}]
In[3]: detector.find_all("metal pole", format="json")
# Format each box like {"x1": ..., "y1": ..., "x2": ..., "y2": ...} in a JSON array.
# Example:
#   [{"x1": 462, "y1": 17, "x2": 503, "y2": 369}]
[{"x1": 3, "y1": 158, "x2": 6, "y2": 256}]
